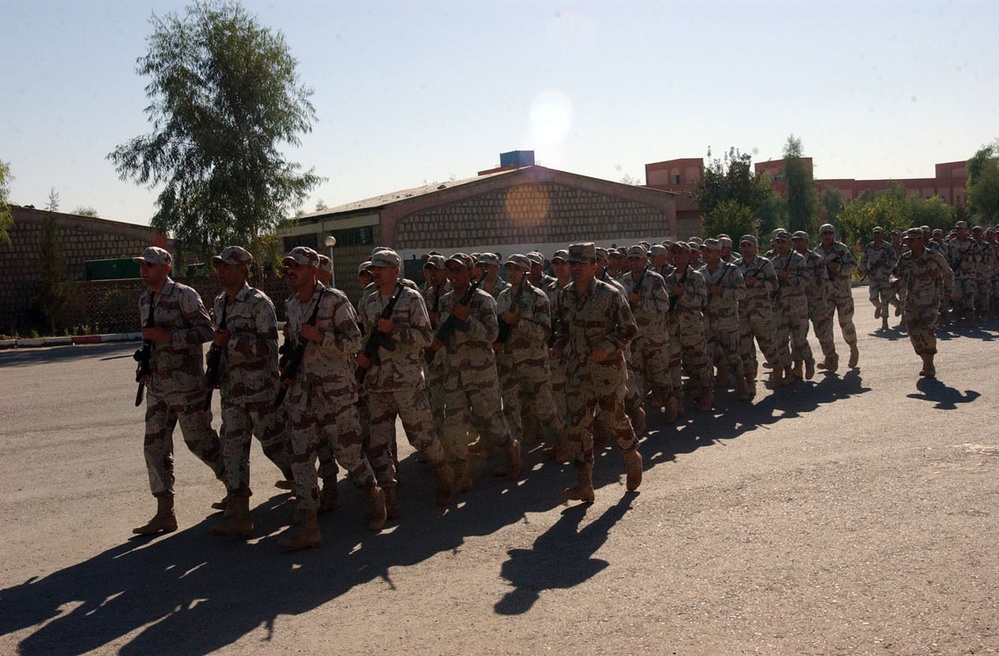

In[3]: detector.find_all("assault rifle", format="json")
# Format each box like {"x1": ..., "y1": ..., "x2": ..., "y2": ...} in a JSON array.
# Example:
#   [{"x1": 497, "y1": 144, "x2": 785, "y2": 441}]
[
  {"x1": 274, "y1": 289, "x2": 325, "y2": 408},
  {"x1": 773, "y1": 251, "x2": 793, "y2": 303},
  {"x1": 627, "y1": 268, "x2": 647, "y2": 310},
  {"x1": 496, "y1": 279, "x2": 526, "y2": 344},
  {"x1": 426, "y1": 278, "x2": 480, "y2": 363},
  {"x1": 357, "y1": 282, "x2": 403, "y2": 382},
  {"x1": 133, "y1": 299, "x2": 155, "y2": 407},
  {"x1": 203, "y1": 300, "x2": 228, "y2": 410},
  {"x1": 668, "y1": 265, "x2": 690, "y2": 312}
]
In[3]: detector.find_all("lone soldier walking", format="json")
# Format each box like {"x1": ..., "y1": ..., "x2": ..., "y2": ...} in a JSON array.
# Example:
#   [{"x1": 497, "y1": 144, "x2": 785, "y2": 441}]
[{"x1": 132, "y1": 246, "x2": 225, "y2": 536}]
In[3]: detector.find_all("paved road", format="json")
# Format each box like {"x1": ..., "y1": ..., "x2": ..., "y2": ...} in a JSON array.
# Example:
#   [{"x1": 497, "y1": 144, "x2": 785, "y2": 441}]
[{"x1": 1, "y1": 289, "x2": 997, "y2": 655}]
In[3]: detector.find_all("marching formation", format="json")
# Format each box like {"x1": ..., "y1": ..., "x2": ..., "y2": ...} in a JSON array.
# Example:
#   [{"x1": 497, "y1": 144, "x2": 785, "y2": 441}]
[{"x1": 128, "y1": 218, "x2": 989, "y2": 550}]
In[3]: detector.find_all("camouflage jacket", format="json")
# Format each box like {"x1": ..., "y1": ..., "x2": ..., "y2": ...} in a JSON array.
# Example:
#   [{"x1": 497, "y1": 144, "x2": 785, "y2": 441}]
[
  {"x1": 496, "y1": 281, "x2": 551, "y2": 363},
  {"x1": 618, "y1": 268, "x2": 671, "y2": 337},
  {"x1": 552, "y1": 278, "x2": 637, "y2": 376},
  {"x1": 665, "y1": 265, "x2": 708, "y2": 319},
  {"x1": 738, "y1": 256, "x2": 778, "y2": 313},
  {"x1": 359, "y1": 284, "x2": 432, "y2": 391},
  {"x1": 814, "y1": 241, "x2": 857, "y2": 289},
  {"x1": 438, "y1": 287, "x2": 499, "y2": 371},
  {"x1": 861, "y1": 241, "x2": 897, "y2": 281},
  {"x1": 140, "y1": 278, "x2": 213, "y2": 396},
  {"x1": 284, "y1": 282, "x2": 361, "y2": 396},
  {"x1": 421, "y1": 281, "x2": 451, "y2": 329},
  {"x1": 699, "y1": 261, "x2": 746, "y2": 329},
  {"x1": 891, "y1": 248, "x2": 954, "y2": 308},
  {"x1": 481, "y1": 277, "x2": 511, "y2": 301},
  {"x1": 768, "y1": 250, "x2": 809, "y2": 300},
  {"x1": 212, "y1": 283, "x2": 279, "y2": 404}
]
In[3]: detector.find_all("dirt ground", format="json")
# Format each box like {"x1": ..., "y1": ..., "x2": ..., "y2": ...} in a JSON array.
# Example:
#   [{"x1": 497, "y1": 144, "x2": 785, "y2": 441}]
[{"x1": 1, "y1": 288, "x2": 996, "y2": 655}]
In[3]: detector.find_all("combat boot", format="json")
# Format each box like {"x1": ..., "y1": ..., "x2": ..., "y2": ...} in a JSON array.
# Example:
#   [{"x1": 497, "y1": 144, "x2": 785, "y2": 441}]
[
  {"x1": 211, "y1": 494, "x2": 229, "y2": 512},
  {"x1": 210, "y1": 495, "x2": 253, "y2": 539},
  {"x1": 805, "y1": 358, "x2": 816, "y2": 380},
  {"x1": 818, "y1": 353, "x2": 838, "y2": 373},
  {"x1": 715, "y1": 363, "x2": 730, "y2": 388},
  {"x1": 848, "y1": 343, "x2": 860, "y2": 368},
  {"x1": 874, "y1": 305, "x2": 881, "y2": 319},
  {"x1": 792, "y1": 360, "x2": 804, "y2": 380},
  {"x1": 881, "y1": 316, "x2": 890, "y2": 330},
  {"x1": 467, "y1": 435, "x2": 493, "y2": 460},
  {"x1": 626, "y1": 401, "x2": 646, "y2": 436},
  {"x1": 278, "y1": 509, "x2": 322, "y2": 550},
  {"x1": 624, "y1": 449, "x2": 643, "y2": 492},
  {"x1": 769, "y1": 365, "x2": 783, "y2": 389},
  {"x1": 364, "y1": 483, "x2": 387, "y2": 532},
  {"x1": 318, "y1": 476, "x2": 340, "y2": 513},
  {"x1": 383, "y1": 487, "x2": 401, "y2": 520},
  {"x1": 275, "y1": 478, "x2": 294, "y2": 491},
  {"x1": 782, "y1": 366, "x2": 794, "y2": 386},
  {"x1": 431, "y1": 461, "x2": 454, "y2": 506},
  {"x1": 453, "y1": 460, "x2": 473, "y2": 493},
  {"x1": 493, "y1": 439, "x2": 522, "y2": 480},
  {"x1": 696, "y1": 388, "x2": 713, "y2": 413},
  {"x1": 662, "y1": 396, "x2": 679, "y2": 424},
  {"x1": 737, "y1": 374, "x2": 753, "y2": 401},
  {"x1": 563, "y1": 462, "x2": 595, "y2": 503},
  {"x1": 133, "y1": 495, "x2": 177, "y2": 535},
  {"x1": 919, "y1": 353, "x2": 936, "y2": 377}
]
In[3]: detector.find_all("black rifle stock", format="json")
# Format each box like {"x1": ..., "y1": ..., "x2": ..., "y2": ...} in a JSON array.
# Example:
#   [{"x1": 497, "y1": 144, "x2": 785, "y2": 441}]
[
  {"x1": 427, "y1": 278, "x2": 481, "y2": 363},
  {"x1": 203, "y1": 300, "x2": 228, "y2": 410},
  {"x1": 496, "y1": 278, "x2": 526, "y2": 344},
  {"x1": 274, "y1": 289, "x2": 325, "y2": 408},
  {"x1": 357, "y1": 282, "x2": 403, "y2": 382},
  {"x1": 133, "y1": 299, "x2": 155, "y2": 407},
  {"x1": 668, "y1": 265, "x2": 690, "y2": 313}
]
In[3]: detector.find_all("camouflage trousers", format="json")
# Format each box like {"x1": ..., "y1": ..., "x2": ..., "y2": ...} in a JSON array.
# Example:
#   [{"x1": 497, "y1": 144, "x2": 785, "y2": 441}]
[
  {"x1": 974, "y1": 278, "x2": 992, "y2": 319},
  {"x1": 776, "y1": 292, "x2": 813, "y2": 365},
  {"x1": 627, "y1": 334, "x2": 675, "y2": 403},
  {"x1": 143, "y1": 389, "x2": 224, "y2": 497},
  {"x1": 904, "y1": 303, "x2": 940, "y2": 355},
  {"x1": 814, "y1": 282, "x2": 857, "y2": 354},
  {"x1": 668, "y1": 316, "x2": 712, "y2": 401},
  {"x1": 868, "y1": 278, "x2": 895, "y2": 315},
  {"x1": 704, "y1": 317, "x2": 744, "y2": 378},
  {"x1": 565, "y1": 363, "x2": 637, "y2": 465},
  {"x1": 548, "y1": 353, "x2": 568, "y2": 430},
  {"x1": 498, "y1": 353, "x2": 564, "y2": 444},
  {"x1": 425, "y1": 355, "x2": 447, "y2": 437},
  {"x1": 285, "y1": 382, "x2": 375, "y2": 511},
  {"x1": 739, "y1": 304, "x2": 783, "y2": 376},
  {"x1": 367, "y1": 385, "x2": 446, "y2": 488},
  {"x1": 220, "y1": 397, "x2": 293, "y2": 497},
  {"x1": 440, "y1": 365, "x2": 512, "y2": 464},
  {"x1": 952, "y1": 277, "x2": 977, "y2": 317}
]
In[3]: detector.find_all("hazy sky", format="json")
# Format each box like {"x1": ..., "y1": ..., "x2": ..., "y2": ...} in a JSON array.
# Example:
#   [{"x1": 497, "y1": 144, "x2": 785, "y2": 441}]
[{"x1": 2, "y1": 0, "x2": 998, "y2": 226}]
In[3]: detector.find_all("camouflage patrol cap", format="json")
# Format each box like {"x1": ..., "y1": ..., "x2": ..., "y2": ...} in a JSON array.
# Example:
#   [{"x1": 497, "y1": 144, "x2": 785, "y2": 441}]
[
  {"x1": 476, "y1": 252, "x2": 501, "y2": 267},
  {"x1": 792, "y1": 230, "x2": 809, "y2": 240},
  {"x1": 718, "y1": 236, "x2": 733, "y2": 249},
  {"x1": 932, "y1": 228, "x2": 943, "y2": 236},
  {"x1": 370, "y1": 248, "x2": 401, "y2": 268},
  {"x1": 688, "y1": 236, "x2": 703, "y2": 246},
  {"x1": 773, "y1": 230, "x2": 791, "y2": 242},
  {"x1": 567, "y1": 242, "x2": 596, "y2": 263},
  {"x1": 650, "y1": 244, "x2": 668, "y2": 256},
  {"x1": 739, "y1": 235, "x2": 757, "y2": 246},
  {"x1": 819, "y1": 224, "x2": 836, "y2": 235},
  {"x1": 594, "y1": 247, "x2": 609, "y2": 261},
  {"x1": 550, "y1": 249, "x2": 569, "y2": 263},
  {"x1": 423, "y1": 254, "x2": 446, "y2": 270},
  {"x1": 357, "y1": 260, "x2": 372, "y2": 274},
  {"x1": 504, "y1": 254, "x2": 531, "y2": 271},
  {"x1": 702, "y1": 238, "x2": 722, "y2": 251},
  {"x1": 626, "y1": 244, "x2": 648, "y2": 258},
  {"x1": 525, "y1": 251, "x2": 546, "y2": 266},
  {"x1": 212, "y1": 245, "x2": 252, "y2": 267},
  {"x1": 283, "y1": 246, "x2": 319, "y2": 268},
  {"x1": 317, "y1": 254, "x2": 333, "y2": 273},
  {"x1": 872, "y1": 226, "x2": 884, "y2": 234},
  {"x1": 668, "y1": 241, "x2": 687, "y2": 253},
  {"x1": 133, "y1": 246, "x2": 173, "y2": 267},
  {"x1": 972, "y1": 225, "x2": 984, "y2": 233},
  {"x1": 445, "y1": 253, "x2": 475, "y2": 269},
  {"x1": 906, "y1": 227, "x2": 924, "y2": 239},
  {"x1": 890, "y1": 229, "x2": 901, "y2": 236},
  {"x1": 955, "y1": 220, "x2": 968, "y2": 229}
]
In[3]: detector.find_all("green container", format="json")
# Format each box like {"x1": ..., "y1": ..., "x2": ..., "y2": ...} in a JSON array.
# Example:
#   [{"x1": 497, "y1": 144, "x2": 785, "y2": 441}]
[{"x1": 85, "y1": 258, "x2": 140, "y2": 281}]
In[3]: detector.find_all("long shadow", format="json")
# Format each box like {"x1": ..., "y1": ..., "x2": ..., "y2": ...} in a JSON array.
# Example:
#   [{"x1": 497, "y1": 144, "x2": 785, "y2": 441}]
[
  {"x1": 906, "y1": 377, "x2": 982, "y2": 410},
  {"x1": 0, "y1": 447, "x2": 582, "y2": 656},
  {"x1": 494, "y1": 495, "x2": 633, "y2": 615},
  {"x1": 0, "y1": 342, "x2": 137, "y2": 368},
  {"x1": 937, "y1": 318, "x2": 999, "y2": 342}
]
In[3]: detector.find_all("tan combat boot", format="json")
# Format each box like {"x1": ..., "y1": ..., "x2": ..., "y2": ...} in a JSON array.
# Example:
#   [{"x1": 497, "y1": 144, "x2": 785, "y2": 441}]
[
  {"x1": 848, "y1": 343, "x2": 860, "y2": 368},
  {"x1": 493, "y1": 439, "x2": 522, "y2": 480},
  {"x1": 805, "y1": 358, "x2": 816, "y2": 380},
  {"x1": 318, "y1": 476, "x2": 340, "y2": 514},
  {"x1": 431, "y1": 461, "x2": 454, "y2": 506},
  {"x1": 210, "y1": 495, "x2": 253, "y2": 539},
  {"x1": 278, "y1": 509, "x2": 322, "y2": 550},
  {"x1": 782, "y1": 366, "x2": 794, "y2": 386},
  {"x1": 715, "y1": 363, "x2": 730, "y2": 388},
  {"x1": 364, "y1": 483, "x2": 387, "y2": 532},
  {"x1": 453, "y1": 460, "x2": 473, "y2": 493},
  {"x1": 383, "y1": 487, "x2": 401, "y2": 520},
  {"x1": 737, "y1": 374, "x2": 753, "y2": 401},
  {"x1": 770, "y1": 365, "x2": 783, "y2": 389},
  {"x1": 467, "y1": 435, "x2": 492, "y2": 460},
  {"x1": 133, "y1": 495, "x2": 178, "y2": 535},
  {"x1": 792, "y1": 360, "x2": 804, "y2": 379},
  {"x1": 919, "y1": 353, "x2": 936, "y2": 377},
  {"x1": 627, "y1": 402, "x2": 646, "y2": 436},
  {"x1": 624, "y1": 449, "x2": 643, "y2": 492},
  {"x1": 818, "y1": 353, "x2": 838, "y2": 373},
  {"x1": 696, "y1": 387, "x2": 713, "y2": 413},
  {"x1": 662, "y1": 396, "x2": 679, "y2": 424},
  {"x1": 211, "y1": 494, "x2": 229, "y2": 512},
  {"x1": 563, "y1": 462, "x2": 595, "y2": 503}
]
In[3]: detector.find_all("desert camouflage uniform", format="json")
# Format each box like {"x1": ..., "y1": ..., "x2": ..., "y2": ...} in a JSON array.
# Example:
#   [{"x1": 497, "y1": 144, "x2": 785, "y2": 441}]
[
  {"x1": 437, "y1": 287, "x2": 512, "y2": 464},
  {"x1": 861, "y1": 240, "x2": 898, "y2": 320},
  {"x1": 665, "y1": 265, "x2": 712, "y2": 405},
  {"x1": 552, "y1": 278, "x2": 639, "y2": 464},
  {"x1": 798, "y1": 247, "x2": 831, "y2": 348},
  {"x1": 973, "y1": 237, "x2": 993, "y2": 319},
  {"x1": 283, "y1": 282, "x2": 375, "y2": 511},
  {"x1": 769, "y1": 250, "x2": 814, "y2": 368},
  {"x1": 618, "y1": 268, "x2": 675, "y2": 406},
  {"x1": 544, "y1": 278, "x2": 570, "y2": 427},
  {"x1": 699, "y1": 260, "x2": 746, "y2": 379},
  {"x1": 495, "y1": 281, "x2": 566, "y2": 444},
  {"x1": 891, "y1": 247, "x2": 954, "y2": 355},
  {"x1": 737, "y1": 255, "x2": 783, "y2": 378},
  {"x1": 212, "y1": 283, "x2": 292, "y2": 498},
  {"x1": 422, "y1": 281, "x2": 450, "y2": 435},
  {"x1": 814, "y1": 241, "x2": 858, "y2": 353},
  {"x1": 360, "y1": 284, "x2": 447, "y2": 489},
  {"x1": 140, "y1": 278, "x2": 224, "y2": 497},
  {"x1": 947, "y1": 236, "x2": 981, "y2": 319},
  {"x1": 482, "y1": 277, "x2": 511, "y2": 301}
]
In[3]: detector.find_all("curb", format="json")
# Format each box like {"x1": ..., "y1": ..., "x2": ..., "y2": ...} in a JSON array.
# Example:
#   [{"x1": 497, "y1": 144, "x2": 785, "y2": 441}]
[{"x1": 0, "y1": 333, "x2": 143, "y2": 350}]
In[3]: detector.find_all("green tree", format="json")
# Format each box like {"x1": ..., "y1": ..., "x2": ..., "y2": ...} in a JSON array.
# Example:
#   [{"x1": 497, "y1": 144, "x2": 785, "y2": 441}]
[
  {"x1": 46, "y1": 188, "x2": 60, "y2": 212},
  {"x1": 0, "y1": 159, "x2": 12, "y2": 245},
  {"x1": 109, "y1": 0, "x2": 322, "y2": 269},
  {"x1": 966, "y1": 140, "x2": 999, "y2": 224},
  {"x1": 781, "y1": 135, "x2": 820, "y2": 235},
  {"x1": 692, "y1": 147, "x2": 782, "y2": 239},
  {"x1": 73, "y1": 206, "x2": 100, "y2": 217},
  {"x1": 821, "y1": 187, "x2": 844, "y2": 227},
  {"x1": 36, "y1": 212, "x2": 70, "y2": 334},
  {"x1": 702, "y1": 198, "x2": 757, "y2": 240},
  {"x1": 836, "y1": 182, "x2": 954, "y2": 249}
]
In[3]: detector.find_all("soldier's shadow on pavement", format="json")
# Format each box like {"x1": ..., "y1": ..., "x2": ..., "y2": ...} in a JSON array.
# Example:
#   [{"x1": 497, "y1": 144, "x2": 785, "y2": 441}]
[
  {"x1": 938, "y1": 320, "x2": 998, "y2": 342},
  {"x1": 907, "y1": 377, "x2": 981, "y2": 410},
  {"x1": 0, "y1": 450, "x2": 592, "y2": 656},
  {"x1": 493, "y1": 496, "x2": 633, "y2": 615}
]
